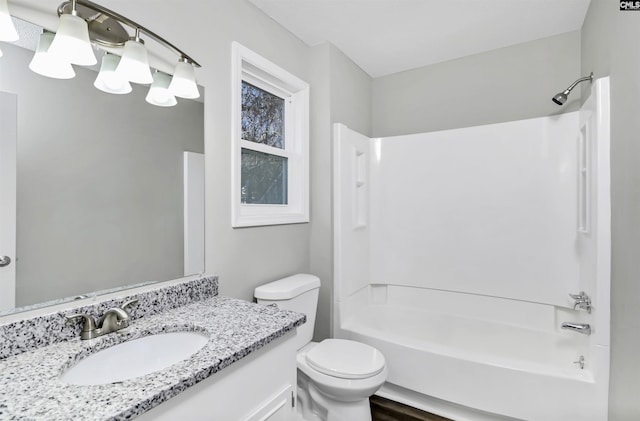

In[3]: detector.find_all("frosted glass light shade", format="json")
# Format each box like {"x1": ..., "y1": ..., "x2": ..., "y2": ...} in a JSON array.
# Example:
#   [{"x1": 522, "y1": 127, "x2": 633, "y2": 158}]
[
  {"x1": 145, "y1": 71, "x2": 177, "y2": 107},
  {"x1": 0, "y1": 0, "x2": 18, "y2": 42},
  {"x1": 29, "y1": 32, "x2": 76, "y2": 79},
  {"x1": 94, "y1": 53, "x2": 132, "y2": 94},
  {"x1": 169, "y1": 60, "x2": 199, "y2": 99},
  {"x1": 48, "y1": 14, "x2": 97, "y2": 66},
  {"x1": 116, "y1": 39, "x2": 153, "y2": 84}
]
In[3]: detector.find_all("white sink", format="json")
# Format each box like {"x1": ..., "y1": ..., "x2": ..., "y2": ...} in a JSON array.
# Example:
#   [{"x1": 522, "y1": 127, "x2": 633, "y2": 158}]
[{"x1": 60, "y1": 331, "x2": 209, "y2": 385}]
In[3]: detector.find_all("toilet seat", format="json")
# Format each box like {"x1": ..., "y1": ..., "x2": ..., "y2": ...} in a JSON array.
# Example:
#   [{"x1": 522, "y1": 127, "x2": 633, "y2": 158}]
[
  {"x1": 305, "y1": 339, "x2": 386, "y2": 380},
  {"x1": 297, "y1": 343, "x2": 388, "y2": 404}
]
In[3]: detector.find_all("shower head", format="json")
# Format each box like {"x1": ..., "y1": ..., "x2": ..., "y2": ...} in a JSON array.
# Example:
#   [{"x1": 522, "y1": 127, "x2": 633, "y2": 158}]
[
  {"x1": 552, "y1": 91, "x2": 568, "y2": 106},
  {"x1": 552, "y1": 72, "x2": 594, "y2": 106}
]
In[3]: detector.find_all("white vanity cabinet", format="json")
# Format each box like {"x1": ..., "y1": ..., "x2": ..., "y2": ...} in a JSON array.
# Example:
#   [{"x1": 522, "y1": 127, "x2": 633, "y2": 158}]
[{"x1": 136, "y1": 331, "x2": 298, "y2": 421}]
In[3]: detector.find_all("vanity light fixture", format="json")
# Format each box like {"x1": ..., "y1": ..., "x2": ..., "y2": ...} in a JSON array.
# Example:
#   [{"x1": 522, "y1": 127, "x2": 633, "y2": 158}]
[
  {"x1": 10, "y1": 0, "x2": 201, "y2": 107},
  {"x1": 48, "y1": 0, "x2": 97, "y2": 66},
  {"x1": 169, "y1": 57, "x2": 200, "y2": 99},
  {"x1": 94, "y1": 52, "x2": 131, "y2": 94},
  {"x1": 145, "y1": 71, "x2": 177, "y2": 107},
  {"x1": 29, "y1": 31, "x2": 76, "y2": 79},
  {"x1": 116, "y1": 28, "x2": 153, "y2": 85}
]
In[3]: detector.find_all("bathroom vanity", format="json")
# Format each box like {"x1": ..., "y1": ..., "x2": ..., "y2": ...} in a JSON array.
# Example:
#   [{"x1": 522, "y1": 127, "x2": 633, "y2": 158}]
[{"x1": 0, "y1": 277, "x2": 305, "y2": 420}]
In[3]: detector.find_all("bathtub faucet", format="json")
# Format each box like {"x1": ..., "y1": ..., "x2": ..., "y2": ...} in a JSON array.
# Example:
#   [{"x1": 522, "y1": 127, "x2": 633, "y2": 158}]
[{"x1": 561, "y1": 322, "x2": 591, "y2": 335}]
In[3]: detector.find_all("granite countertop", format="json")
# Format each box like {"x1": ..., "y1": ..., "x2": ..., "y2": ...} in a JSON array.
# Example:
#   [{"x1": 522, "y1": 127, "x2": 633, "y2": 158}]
[{"x1": 0, "y1": 296, "x2": 305, "y2": 420}]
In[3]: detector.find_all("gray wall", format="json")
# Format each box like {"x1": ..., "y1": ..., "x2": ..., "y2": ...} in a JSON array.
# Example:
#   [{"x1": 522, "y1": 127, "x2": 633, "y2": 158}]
[
  {"x1": 308, "y1": 43, "x2": 372, "y2": 340},
  {"x1": 308, "y1": 43, "x2": 332, "y2": 340},
  {"x1": 200, "y1": 0, "x2": 311, "y2": 301},
  {"x1": 371, "y1": 31, "x2": 581, "y2": 137},
  {"x1": 125, "y1": 0, "x2": 373, "y2": 322},
  {"x1": 0, "y1": 43, "x2": 203, "y2": 306},
  {"x1": 97, "y1": 0, "x2": 315, "y2": 302},
  {"x1": 581, "y1": 1, "x2": 640, "y2": 419},
  {"x1": 329, "y1": 45, "x2": 372, "y2": 137}
]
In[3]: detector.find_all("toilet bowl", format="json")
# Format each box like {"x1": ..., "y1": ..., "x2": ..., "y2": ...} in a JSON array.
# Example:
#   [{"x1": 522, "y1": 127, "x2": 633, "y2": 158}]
[
  {"x1": 299, "y1": 340, "x2": 387, "y2": 400},
  {"x1": 254, "y1": 274, "x2": 387, "y2": 421}
]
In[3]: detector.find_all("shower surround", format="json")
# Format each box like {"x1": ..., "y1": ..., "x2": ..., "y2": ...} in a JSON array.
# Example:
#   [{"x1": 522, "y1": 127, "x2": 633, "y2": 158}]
[{"x1": 333, "y1": 78, "x2": 611, "y2": 421}]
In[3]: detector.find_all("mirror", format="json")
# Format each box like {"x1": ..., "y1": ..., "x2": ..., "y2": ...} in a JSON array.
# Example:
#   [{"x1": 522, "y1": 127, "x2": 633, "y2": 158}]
[{"x1": 0, "y1": 18, "x2": 205, "y2": 315}]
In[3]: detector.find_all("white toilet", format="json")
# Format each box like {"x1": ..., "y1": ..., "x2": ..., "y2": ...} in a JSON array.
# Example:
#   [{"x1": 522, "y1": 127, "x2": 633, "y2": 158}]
[{"x1": 255, "y1": 274, "x2": 387, "y2": 421}]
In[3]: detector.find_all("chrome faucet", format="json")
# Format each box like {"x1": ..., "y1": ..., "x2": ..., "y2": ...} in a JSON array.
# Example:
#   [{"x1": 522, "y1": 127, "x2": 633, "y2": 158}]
[
  {"x1": 66, "y1": 298, "x2": 138, "y2": 340},
  {"x1": 561, "y1": 322, "x2": 591, "y2": 335},
  {"x1": 569, "y1": 291, "x2": 592, "y2": 313}
]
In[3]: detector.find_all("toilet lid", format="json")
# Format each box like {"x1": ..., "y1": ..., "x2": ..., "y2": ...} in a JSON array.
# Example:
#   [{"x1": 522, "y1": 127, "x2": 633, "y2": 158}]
[{"x1": 305, "y1": 339, "x2": 385, "y2": 380}]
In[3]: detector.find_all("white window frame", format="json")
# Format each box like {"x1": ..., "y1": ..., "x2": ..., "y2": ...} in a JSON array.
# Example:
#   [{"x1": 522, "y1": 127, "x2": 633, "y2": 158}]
[{"x1": 231, "y1": 42, "x2": 309, "y2": 227}]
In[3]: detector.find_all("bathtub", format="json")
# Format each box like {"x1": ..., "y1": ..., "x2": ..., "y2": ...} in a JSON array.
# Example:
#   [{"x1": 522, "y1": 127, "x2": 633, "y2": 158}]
[{"x1": 335, "y1": 285, "x2": 608, "y2": 421}]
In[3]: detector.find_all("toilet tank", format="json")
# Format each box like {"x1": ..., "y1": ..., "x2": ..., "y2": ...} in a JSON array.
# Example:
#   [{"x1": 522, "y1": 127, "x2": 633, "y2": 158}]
[{"x1": 254, "y1": 274, "x2": 320, "y2": 350}]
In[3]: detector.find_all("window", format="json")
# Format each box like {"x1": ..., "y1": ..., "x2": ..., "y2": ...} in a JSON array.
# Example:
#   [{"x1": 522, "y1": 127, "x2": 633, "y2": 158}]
[
  {"x1": 231, "y1": 42, "x2": 309, "y2": 227},
  {"x1": 241, "y1": 81, "x2": 287, "y2": 205}
]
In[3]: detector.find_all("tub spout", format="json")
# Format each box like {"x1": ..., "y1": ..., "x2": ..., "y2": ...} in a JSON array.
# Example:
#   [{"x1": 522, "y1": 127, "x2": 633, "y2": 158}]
[{"x1": 561, "y1": 322, "x2": 591, "y2": 335}]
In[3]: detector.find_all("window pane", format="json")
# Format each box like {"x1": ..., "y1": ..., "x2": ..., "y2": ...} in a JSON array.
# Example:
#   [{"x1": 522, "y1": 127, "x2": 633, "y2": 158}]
[
  {"x1": 241, "y1": 149, "x2": 288, "y2": 205},
  {"x1": 241, "y1": 81, "x2": 285, "y2": 149}
]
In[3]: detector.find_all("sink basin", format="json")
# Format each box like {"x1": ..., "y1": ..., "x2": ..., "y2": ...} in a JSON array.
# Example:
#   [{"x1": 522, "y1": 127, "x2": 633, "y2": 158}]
[{"x1": 60, "y1": 331, "x2": 209, "y2": 385}]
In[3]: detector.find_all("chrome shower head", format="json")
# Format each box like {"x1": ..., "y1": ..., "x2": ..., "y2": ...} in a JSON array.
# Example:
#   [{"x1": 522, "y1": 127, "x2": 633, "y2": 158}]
[
  {"x1": 552, "y1": 91, "x2": 568, "y2": 105},
  {"x1": 552, "y1": 72, "x2": 594, "y2": 106}
]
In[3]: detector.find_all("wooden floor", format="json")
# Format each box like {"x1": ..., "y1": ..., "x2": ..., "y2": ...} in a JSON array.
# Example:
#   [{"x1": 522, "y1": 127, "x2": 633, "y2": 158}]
[{"x1": 370, "y1": 395, "x2": 454, "y2": 421}]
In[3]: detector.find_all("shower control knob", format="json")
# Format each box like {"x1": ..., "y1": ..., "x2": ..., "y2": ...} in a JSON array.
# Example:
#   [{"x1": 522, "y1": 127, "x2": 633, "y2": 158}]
[
  {"x1": 0, "y1": 256, "x2": 11, "y2": 267},
  {"x1": 569, "y1": 291, "x2": 587, "y2": 300},
  {"x1": 569, "y1": 291, "x2": 592, "y2": 313}
]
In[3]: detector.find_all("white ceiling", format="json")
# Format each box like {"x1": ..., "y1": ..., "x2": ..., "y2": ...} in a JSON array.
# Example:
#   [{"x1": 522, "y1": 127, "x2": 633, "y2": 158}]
[{"x1": 248, "y1": 0, "x2": 590, "y2": 78}]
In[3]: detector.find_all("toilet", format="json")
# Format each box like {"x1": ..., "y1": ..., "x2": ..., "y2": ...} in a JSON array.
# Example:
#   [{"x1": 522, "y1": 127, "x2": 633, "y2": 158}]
[{"x1": 254, "y1": 274, "x2": 387, "y2": 421}]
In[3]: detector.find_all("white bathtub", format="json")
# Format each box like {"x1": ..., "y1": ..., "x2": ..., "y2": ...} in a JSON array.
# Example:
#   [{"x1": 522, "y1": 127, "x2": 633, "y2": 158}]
[{"x1": 335, "y1": 285, "x2": 608, "y2": 421}]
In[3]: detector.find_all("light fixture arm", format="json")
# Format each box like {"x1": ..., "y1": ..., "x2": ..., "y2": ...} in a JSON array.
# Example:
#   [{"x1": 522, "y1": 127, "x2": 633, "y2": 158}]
[
  {"x1": 59, "y1": 0, "x2": 201, "y2": 68},
  {"x1": 132, "y1": 27, "x2": 141, "y2": 43}
]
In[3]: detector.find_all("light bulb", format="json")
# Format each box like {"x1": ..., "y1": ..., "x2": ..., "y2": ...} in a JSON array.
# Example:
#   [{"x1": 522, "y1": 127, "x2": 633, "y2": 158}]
[
  {"x1": 48, "y1": 13, "x2": 96, "y2": 66},
  {"x1": 169, "y1": 59, "x2": 199, "y2": 99},
  {"x1": 29, "y1": 32, "x2": 76, "y2": 79},
  {"x1": 146, "y1": 71, "x2": 177, "y2": 107},
  {"x1": 0, "y1": 0, "x2": 19, "y2": 42},
  {"x1": 94, "y1": 53, "x2": 132, "y2": 94},
  {"x1": 116, "y1": 37, "x2": 153, "y2": 84}
]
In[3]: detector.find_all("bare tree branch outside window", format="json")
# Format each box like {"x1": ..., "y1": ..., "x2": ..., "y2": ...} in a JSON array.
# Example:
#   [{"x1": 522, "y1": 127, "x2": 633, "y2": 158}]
[{"x1": 241, "y1": 82, "x2": 285, "y2": 149}]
